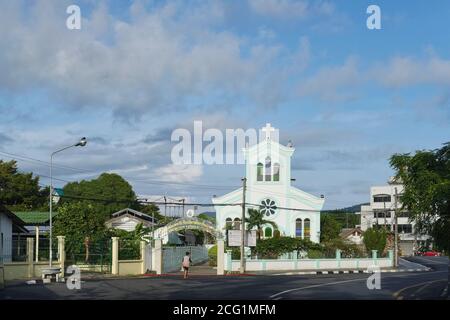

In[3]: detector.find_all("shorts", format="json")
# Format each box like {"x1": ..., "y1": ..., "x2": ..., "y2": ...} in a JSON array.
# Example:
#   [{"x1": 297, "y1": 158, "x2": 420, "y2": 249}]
[{"x1": 183, "y1": 266, "x2": 189, "y2": 271}]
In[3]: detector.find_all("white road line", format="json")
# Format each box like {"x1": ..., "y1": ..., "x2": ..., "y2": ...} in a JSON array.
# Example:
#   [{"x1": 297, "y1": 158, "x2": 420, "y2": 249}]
[{"x1": 269, "y1": 270, "x2": 448, "y2": 299}]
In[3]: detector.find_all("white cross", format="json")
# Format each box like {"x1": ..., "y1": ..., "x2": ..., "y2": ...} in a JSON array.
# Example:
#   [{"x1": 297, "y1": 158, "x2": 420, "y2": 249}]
[{"x1": 262, "y1": 123, "x2": 275, "y2": 140}]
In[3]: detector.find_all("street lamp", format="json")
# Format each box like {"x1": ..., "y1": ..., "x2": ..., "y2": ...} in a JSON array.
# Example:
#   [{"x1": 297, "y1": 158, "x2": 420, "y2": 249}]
[{"x1": 49, "y1": 137, "x2": 87, "y2": 267}]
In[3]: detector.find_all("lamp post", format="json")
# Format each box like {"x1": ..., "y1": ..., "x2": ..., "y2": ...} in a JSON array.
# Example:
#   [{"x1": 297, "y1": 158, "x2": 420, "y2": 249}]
[{"x1": 49, "y1": 137, "x2": 87, "y2": 267}]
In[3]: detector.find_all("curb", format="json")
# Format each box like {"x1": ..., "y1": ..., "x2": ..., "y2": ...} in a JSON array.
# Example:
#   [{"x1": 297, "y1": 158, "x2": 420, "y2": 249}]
[{"x1": 270, "y1": 268, "x2": 432, "y2": 276}]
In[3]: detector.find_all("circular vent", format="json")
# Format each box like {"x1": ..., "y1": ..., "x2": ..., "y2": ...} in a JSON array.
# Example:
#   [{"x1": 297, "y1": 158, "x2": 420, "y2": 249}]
[{"x1": 260, "y1": 199, "x2": 277, "y2": 216}]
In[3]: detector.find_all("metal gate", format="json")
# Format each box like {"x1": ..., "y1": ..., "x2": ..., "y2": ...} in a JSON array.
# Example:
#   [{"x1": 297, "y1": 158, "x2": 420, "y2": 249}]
[
  {"x1": 162, "y1": 246, "x2": 208, "y2": 273},
  {"x1": 65, "y1": 239, "x2": 112, "y2": 274}
]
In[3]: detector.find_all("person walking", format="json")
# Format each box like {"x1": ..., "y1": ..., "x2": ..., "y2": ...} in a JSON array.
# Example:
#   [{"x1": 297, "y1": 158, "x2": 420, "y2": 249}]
[{"x1": 182, "y1": 251, "x2": 192, "y2": 279}]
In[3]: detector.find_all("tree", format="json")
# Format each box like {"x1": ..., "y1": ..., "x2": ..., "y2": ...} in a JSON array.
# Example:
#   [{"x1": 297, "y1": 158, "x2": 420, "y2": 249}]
[
  {"x1": 320, "y1": 214, "x2": 342, "y2": 242},
  {"x1": 61, "y1": 173, "x2": 137, "y2": 219},
  {"x1": 390, "y1": 142, "x2": 450, "y2": 254},
  {"x1": 245, "y1": 209, "x2": 278, "y2": 240},
  {"x1": 0, "y1": 160, "x2": 48, "y2": 211},
  {"x1": 363, "y1": 227, "x2": 387, "y2": 255},
  {"x1": 53, "y1": 201, "x2": 108, "y2": 258}
]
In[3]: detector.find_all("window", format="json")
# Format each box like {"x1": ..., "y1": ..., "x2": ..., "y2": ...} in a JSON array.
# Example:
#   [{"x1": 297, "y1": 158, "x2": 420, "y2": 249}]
[
  {"x1": 373, "y1": 195, "x2": 391, "y2": 203},
  {"x1": 260, "y1": 199, "x2": 277, "y2": 216},
  {"x1": 265, "y1": 156, "x2": 272, "y2": 181},
  {"x1": 304, "y1": 218, "x2": 310, "y2": 240},
  {"x1": 257, "y1": 162, "x2": 263, "y2": 181},
  {"x1": 374, "y1": 210, "x2": 391, "y2": 218},
  {"x1": 225, "y1": 218, "x2": 233, "y2": 229},
  {"x1": 233, "y1": 218, "x2": 241, "y2": 230},
  {"x1": 264, "y1": 227, "x2": 272, "y2": 238},
  {"x1": 295, "y1": 219, "x2": 302, "y2": 238},
  {"x1": 398, "y1": 224, "x2": 412, "y2": 234},
  {"x1": 273, "y1": 163, "x2": 280, "y2": 181}
]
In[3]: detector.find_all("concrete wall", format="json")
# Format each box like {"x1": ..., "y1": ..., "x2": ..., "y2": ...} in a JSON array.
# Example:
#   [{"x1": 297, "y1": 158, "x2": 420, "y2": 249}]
[
  {"x1": 3, "y1": 261, "x2": 61, "y2": 280},
  {"x1": 225, "y1": 250, "x2": 394, "y2": 272},
  {"x1": 118, "y1": 260, "x2": 143, "y2": 276}
]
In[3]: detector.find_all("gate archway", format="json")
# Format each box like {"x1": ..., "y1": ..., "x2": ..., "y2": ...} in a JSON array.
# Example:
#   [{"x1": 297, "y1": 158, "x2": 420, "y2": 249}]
[{"x1": 153, "y1": 217, "x2": 222, "y2": 244}]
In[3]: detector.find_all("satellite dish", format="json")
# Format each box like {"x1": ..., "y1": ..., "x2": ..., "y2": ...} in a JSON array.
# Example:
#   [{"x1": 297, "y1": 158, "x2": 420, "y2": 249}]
[{"x1": 186, "y1": 209, "x2": 195, "y2": 218}]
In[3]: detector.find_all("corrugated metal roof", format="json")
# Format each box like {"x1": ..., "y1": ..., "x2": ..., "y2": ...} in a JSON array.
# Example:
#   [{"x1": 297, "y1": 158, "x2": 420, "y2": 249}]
[{"x1": 13, "y1": 211, "x2": 57, "y2": 225}]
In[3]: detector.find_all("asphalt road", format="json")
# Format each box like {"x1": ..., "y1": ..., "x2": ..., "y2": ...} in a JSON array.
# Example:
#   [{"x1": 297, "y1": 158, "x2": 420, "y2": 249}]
[{"x1": 0, "y1": 256, "x2": 447, "y2": 300}]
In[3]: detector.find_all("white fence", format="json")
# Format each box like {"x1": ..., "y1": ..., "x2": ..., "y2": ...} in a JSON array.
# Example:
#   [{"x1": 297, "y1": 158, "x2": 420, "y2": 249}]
[{"x1": 224, "y1": 249, "x2": 394, "y2": 272}]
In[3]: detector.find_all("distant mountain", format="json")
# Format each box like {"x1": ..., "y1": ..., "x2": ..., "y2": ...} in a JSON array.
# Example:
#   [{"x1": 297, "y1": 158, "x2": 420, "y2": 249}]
[
  {"x1": 325, "y1": 203, "x2": 369, "y2": 213},
  {"x1": 198, "y1": 211, "x2": 216, "y2": 218}
]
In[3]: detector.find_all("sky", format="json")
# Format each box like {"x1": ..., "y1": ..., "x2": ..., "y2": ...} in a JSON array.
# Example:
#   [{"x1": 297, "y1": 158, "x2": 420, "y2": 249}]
[{"x1": 0, "y1": 0, "x2": 449, "y2": 211}]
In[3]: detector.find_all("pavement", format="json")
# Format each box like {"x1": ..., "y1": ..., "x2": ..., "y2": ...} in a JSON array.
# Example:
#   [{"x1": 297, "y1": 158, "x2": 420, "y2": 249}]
[{"x1": 0, "y1": 256, "x2": 447, "y2": 300}]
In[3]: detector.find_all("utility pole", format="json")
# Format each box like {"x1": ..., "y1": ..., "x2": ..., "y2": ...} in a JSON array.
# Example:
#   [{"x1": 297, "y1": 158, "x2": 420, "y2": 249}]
[
  {"x1": 394, "y1": 187, "x2": 399, "y2": 267},
  {"x1": 240, "y1": 177, "x2": 247, "y2": 274}
]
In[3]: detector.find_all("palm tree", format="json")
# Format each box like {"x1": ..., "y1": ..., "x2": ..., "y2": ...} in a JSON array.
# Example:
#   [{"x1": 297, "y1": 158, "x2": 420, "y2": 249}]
[{"x1": 245, "y1": 208, "x2": 278, "y2": 240}]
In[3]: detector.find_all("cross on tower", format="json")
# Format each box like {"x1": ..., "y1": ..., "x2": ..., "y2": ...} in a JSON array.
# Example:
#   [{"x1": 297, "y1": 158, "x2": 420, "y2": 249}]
[{"x1": 262, "y1": 123, "x2": 275, "y2": 140}]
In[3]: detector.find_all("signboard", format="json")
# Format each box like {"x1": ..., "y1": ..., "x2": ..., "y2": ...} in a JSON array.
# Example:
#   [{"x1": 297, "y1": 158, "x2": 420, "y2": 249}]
[{"x1": 227, "y1": 230, "x2": 257, "y2": 247}]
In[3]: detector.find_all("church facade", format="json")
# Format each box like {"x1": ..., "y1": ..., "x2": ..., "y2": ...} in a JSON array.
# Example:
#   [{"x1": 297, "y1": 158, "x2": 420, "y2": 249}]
[{"x1": 212, "y1": 124, "x2": 324, "y2": 243}]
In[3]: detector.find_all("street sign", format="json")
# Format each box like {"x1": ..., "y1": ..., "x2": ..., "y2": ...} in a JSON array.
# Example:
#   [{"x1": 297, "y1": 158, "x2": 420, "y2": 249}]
[{"x1": 227, "y1": 230, "x2": 256, "y2": 247}]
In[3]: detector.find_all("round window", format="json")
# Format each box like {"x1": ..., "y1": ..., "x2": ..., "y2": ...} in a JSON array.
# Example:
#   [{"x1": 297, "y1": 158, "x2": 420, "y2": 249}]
[{"x1": 260, "y1": 199, "x2": 277, "y2": 216}]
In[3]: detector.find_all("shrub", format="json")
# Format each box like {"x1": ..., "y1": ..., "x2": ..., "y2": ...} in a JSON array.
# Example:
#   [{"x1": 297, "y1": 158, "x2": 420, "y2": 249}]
[
  {"x1": 363, "y1": 227, "x2": 387, "y2": 255},
  {"x1": 254, "y1": 237, "x2": 320, "y2": 259},
  {"x1": 208, "y1": 245, "x2": 217, "y2": 266},
  {"x1": 307, "y1": 249, "x2": 324, "y2": 259}
]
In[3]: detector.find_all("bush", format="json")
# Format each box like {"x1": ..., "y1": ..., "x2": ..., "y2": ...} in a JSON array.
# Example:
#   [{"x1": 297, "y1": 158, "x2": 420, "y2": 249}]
[
  {"x1": 363, "y1": 227, "x2": 387, "y2": 255},
  {"x1": 208, "y1": 245, "x2": 217, "y2": 266},
  {"x1": 306, "y1": 249, "x2": 324, "y2": 259},
  {"x1": 254, "y1": 237, "x2": 320, "y2": 259}
]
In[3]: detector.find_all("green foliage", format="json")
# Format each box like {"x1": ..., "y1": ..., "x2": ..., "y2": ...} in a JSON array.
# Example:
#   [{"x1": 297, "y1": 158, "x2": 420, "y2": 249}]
[
  {"x1": 321, "y1": 211, "x2": 360, "y2": 229},
  {"x1": 53, "y1": 201, "x2": 109, "y2": 255},
  {"x1": 245, "y1": 209, "x2": 278, "y2": 240},
  {"x1": 390, "y1": 142, "x2": 450, "y2": 254},
  {"x1": 208, "y1": 245, "x2": 217, "y2": 266},
  {"x1": 198, "y1": 213, "x2": 215, "y2": 224},
  {"x1": 320, "y1": 215, "x2": 342, "y2": 242},
  {"x1": 0, "y1": 160, "x2": 48, "y2": 211},
  {"x1": 61, "y1": 173, "x2": 137, "y2": 219},
  {"x1": 363, "y1": 227, "x2": 387, "y2": 255},
  {"x1": 254, "y1": 237, "x2": 320, "y2": 259},
  {"x1": 321, "y1": 238, "x2": 364, "y2": 258}
]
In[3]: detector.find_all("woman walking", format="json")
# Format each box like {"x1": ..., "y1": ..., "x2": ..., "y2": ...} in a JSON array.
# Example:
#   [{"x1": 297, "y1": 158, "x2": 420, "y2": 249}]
[{"x1": 182, "y1": 251, "x2": 192, "y2": 279}]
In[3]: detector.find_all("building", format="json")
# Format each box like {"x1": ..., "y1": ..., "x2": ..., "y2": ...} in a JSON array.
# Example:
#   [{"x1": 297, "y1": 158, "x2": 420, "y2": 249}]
[
  {"x1": 212, "y1": 124, "x2": 325, "y2": 242},
  {"x1": 105, "y1": 208, "x2": 158, "y2": 232},
  {"x1": 339, "y1": 227, "x2": 363, "y2": 245},
  {"x1": 0, "y1": 205, "x2": 27, "y2": 263},
  {"x1": 358, "y1": 178, "x2": 429, "y2": 256}
]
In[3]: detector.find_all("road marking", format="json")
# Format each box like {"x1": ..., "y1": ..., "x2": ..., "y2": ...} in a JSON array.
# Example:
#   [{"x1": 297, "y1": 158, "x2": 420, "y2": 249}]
[
  {"x1": 270, "y1": 270, "x2": 448, "y2": 299},
  {"x1": 393, "y1": 279, "x2": 447, "y2": 300},
  {"x1": 270, "y1": 278, "x2": 367, "y2": 299}
]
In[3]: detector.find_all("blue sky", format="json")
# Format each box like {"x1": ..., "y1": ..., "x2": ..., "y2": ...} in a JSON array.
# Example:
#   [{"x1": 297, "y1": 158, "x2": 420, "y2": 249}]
[{"x1": 0, "y1": 0, "x2": 449, "y2": 210}]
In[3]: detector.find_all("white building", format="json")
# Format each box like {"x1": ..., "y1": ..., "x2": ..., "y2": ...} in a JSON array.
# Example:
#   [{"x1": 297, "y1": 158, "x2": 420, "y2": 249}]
[
  {"x1": 0, "y1": 205, "x2": 27, "y2": 263},
  {"x1": 358, "y1": 178, "x2": 429, "y2": 256},
  {"x1": 212, "y1": 124, "x2": 325, "y2": 242}
]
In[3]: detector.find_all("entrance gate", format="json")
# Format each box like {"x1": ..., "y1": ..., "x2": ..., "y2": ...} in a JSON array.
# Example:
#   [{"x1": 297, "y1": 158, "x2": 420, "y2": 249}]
[{"x1": 64, "y1": 239, "x2": 112, "y2": 274}]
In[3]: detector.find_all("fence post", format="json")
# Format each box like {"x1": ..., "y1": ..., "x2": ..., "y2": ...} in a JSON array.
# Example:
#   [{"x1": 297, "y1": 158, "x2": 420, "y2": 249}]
[
  {"x1": 372, "y1": 250, "x2": 378, "y2": 266},
  {"x1": 336, "y1": 249, "x2": 341, "y2": 268},
  {"x1": 35, "y1": 226, "x2": 40, "y2": 262},
  {"x1": 140, "y1": 241, "x2": 146, "y2": 274},
  {"x1": 217, "y1": 239, "x2": 224, "y2": 275},
  {"x1": 226, "y1": 250, "x2": 232, "y2": 273},
  {"x1": 27, "y1": 238, "x2": 34, "y2": 278},
  {"x1": 111, "y1": 237, "x2": 119, "y2": 275},
  {"x1": 154, "y1": 239, "x2": 162, "y2": 275},
  {"x1": 57, "y1": 236, "x2": 65, "y2": 278},
  {"x1": 388, "y1": 250, "x2": 394, "y2": 267}
]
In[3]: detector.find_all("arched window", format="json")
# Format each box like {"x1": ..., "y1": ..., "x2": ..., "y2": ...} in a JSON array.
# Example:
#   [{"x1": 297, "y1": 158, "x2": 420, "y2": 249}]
[
  {"x1": 265, "y1": 156, "x2": 272, "y2": 181},
  {"x1": 225, "y1": 218, "x2": 233, "y2": 230},
  {"x1": 295, "y1": 218, "x2": 302, "y2": 238},
  {"x1": 257, "y1": 162, "x2": 263, "y2": 181},
  {"x1": 264, "y1": 227, "x2": 272, "y2": 238},
  {"x1": 304, "y1": 218, "x2": 310, "y2": 240},
  {"x1": 233, "y1": 218, "x2": 241, "y2": 230},
  {"x1": 273, "y1": 163, "x2": 280, "y2": 181}
]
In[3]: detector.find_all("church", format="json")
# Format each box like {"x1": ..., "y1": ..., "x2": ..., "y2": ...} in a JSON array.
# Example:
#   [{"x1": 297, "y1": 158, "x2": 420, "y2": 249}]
[{"x1": 212, "y1": 124, "x2": 324, "y2": 243}]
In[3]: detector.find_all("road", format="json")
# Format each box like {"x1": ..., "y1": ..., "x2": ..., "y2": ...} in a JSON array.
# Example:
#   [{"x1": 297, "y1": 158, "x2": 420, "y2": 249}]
[{"x1": 0, "y1": 256, "x2": 447, "y2": 300}]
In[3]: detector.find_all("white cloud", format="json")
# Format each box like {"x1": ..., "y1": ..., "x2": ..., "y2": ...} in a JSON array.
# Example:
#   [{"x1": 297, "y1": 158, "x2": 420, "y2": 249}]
[
  {"x1": 153, "y1": 164, "x2": 203, "y2": 183},
  {"x1": 248, "y1": 0, "x2": 334, "y2": 19},
  {"x1": 0, "y1": 1, "x2": 289, "y2": 120}
]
